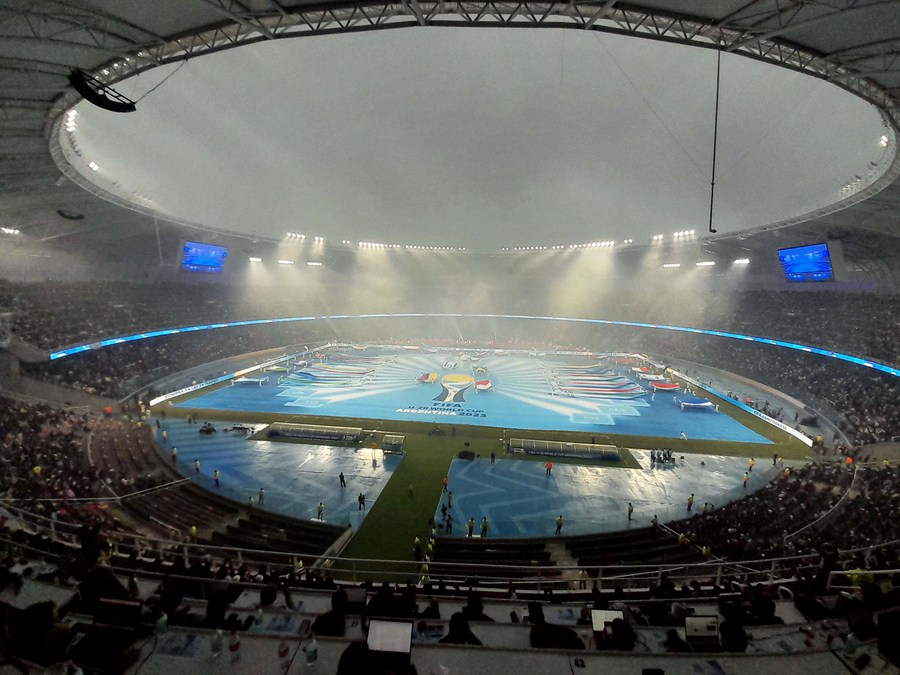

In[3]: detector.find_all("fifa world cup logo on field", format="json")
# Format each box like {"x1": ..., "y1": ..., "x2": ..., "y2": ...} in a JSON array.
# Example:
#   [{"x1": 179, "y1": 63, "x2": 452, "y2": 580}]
[{"x1": 435, "y1": 374, "x2": 475, "y2": 403}]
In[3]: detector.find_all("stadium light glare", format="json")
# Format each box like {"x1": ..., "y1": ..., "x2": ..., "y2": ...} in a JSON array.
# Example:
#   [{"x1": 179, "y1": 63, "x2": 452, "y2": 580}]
[
  {"x1": 248, "y1": 256, "x2": 262, "y2": 263},
  {"x1": 733, "y1": 258, "x2": 750, "y2": 265},
  {"x1": 881, "y1": 134, "x2": 890, "y2": 147},
  {"x1": 277, "y1": 259, "x2": 295, "y2": 265},
  {"x1": 696, "y1": 260, "x2": 716, "y2": 267},
  {"x1": 87, "y1": 161, "x2": 99, "y2": 171},
  {"x1": 662, "y1": 263, "x2": 681, "y2": 268},
  {"x1": 306, "y1": 261, "x2": 323, "y2": 267}
]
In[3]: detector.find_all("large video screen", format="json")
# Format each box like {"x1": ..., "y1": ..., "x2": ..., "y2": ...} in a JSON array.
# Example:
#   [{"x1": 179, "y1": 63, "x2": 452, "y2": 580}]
[
  {"x1": 182, "y1": 241, "x2": 228, "y2": 273},
  {"x1": 777, "y1": 243, "x2": 833, "y2": 282}
]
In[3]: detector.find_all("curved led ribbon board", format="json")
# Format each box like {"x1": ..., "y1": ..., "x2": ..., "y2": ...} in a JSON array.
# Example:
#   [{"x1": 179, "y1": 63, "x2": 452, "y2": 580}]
[{"x1": 48, "y1": 313, "x2": 900, "y2": 379}]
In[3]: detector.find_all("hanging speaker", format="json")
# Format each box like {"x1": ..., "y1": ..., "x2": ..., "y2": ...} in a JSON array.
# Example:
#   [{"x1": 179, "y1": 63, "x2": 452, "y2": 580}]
[{"x1": 68, "y1": 70, "x2": 136, "y2": 113}]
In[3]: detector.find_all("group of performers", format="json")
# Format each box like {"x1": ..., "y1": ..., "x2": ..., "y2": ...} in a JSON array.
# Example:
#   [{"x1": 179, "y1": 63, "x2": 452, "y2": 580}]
[{"x1": 651, "y1": 448, "x2": 680, "y2": 464}]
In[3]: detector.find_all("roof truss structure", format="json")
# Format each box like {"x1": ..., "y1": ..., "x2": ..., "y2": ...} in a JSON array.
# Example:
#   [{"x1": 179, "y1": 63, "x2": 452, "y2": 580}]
[{"x1": 1, "y1": 0, "x2": 899, "y2": 246}]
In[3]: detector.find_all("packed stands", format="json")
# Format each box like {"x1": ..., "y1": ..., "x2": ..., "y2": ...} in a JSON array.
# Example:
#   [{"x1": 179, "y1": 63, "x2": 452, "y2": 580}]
[
  {"x1": 1, "y1": 390, "x2": 899, "y2": 670},
  {"x1": 3, "y1": 281, "x2": 898, "y2": 444}
]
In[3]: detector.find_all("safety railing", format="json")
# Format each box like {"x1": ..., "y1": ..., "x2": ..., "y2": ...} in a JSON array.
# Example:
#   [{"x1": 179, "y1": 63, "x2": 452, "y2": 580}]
[
  {"x1": 826, "y1": 566, "x2": 900, "y2": 594},
  {"x1": 5, "y1": 499, "x2": 893, "y2": 594}
]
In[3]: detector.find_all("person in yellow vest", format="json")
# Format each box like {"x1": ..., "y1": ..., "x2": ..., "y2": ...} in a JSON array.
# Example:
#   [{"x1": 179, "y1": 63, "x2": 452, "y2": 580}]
[
  {"x1": 627, "y1": 502, "x2": 634, "y2": 521},
  {"x1": 317, "y1": 502, "x2": 325, "y2": 520},
  {"x1": 848, "y1": 568, "x2": 874, "y2": 588},
  {"x1": 578, "y1": 569, "x2": 589, "y2": 590},
  {"x1": 214, "y1": 470, "x2": 220, "y2": 487},
  {"x1": 677, "y1": 532, "x2": 687, "y2": 546},
  {"x1": 480, "y1": 517, "x2": 489, "y2": 538},
  {"x1": 161, "y1": 430, "x2": 167, "y2": 443},
  {"x1": 467, "y1": 518, "x2": 475, "y2": 537},
  {"x1": 171, "y1": 447, "x2": 177, "y2": 464},
  {"x1": 191, "y1": 525, "x2": 198, "y2": 541},
  {"x1": 651, "y1": 514, "x2": 658, "y2": 527},
  {"x1": 743, "y1": 472, "x2": 749, "y2": 488},
  {"x1": 701, "y1": 545, "x2": 711, "y2": 558},
  {"x1": 748, "y1": 458, "x2": 755, "y2": 472},
  {"x1": 194, "y1": 459, "x2": 200, "y2": 474},
  {"x1": 687, "y1": 494, "x2": 694, "y2": 512}
]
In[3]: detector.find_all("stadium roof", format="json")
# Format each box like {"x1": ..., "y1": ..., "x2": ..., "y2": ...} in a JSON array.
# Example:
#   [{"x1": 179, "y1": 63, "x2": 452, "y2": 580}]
[{"x1": 1, "y1": 1, "x2": 900, "y2": 255}]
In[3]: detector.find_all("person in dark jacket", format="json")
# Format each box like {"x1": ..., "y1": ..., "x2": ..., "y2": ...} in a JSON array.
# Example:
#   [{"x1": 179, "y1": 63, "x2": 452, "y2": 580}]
[
  {"x1": 439, "y1": 612, "x2": 482, "y2": 645},
  {"x1": 527, "y1": 602, "x2": 585, "y2": 650}
]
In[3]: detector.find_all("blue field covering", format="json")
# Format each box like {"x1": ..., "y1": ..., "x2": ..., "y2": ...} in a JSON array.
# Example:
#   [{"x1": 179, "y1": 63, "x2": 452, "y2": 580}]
[
  {"x1": 174, "y1": 349, "x2": 772, "y2": 444},
  {"x1": 433, "y1": 450, "x2": 776, "y2": 537},
  {"x1": 156, "y1": 418, "x2": 779, "y2": 537},
  {"x1": 159, "y1": 418, "x2": 397, "y2": 528},
  {"x1": 159, "y1": 348, "x2": 783, "y2": 539}
]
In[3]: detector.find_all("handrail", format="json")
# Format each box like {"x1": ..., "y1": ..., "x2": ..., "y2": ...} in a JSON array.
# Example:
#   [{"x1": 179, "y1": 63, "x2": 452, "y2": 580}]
[
  {"x1": 1, "y1": 478, "x2": 191, "y2": 505},
  {"x1": 784, "y1": 463, "x2": 858, "y2": 541},
  {"x1": 0, "y1": 532, "x2": 756, "y2": 606},
  {"x1": 826, "y1": 567, "x2": 900, "y2": 592},
  {"x1": 3, "y1": 497, "x2": 895, "y2": 591},
  {"x1": 118, "y1": 478, "x2": 193, "y2": 500}
]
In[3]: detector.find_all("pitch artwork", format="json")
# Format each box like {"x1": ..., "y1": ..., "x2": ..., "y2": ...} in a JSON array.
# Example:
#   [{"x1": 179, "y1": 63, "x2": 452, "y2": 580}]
[{"x1": 175, "y1": 346, "x2": 772, "y2": 443}]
